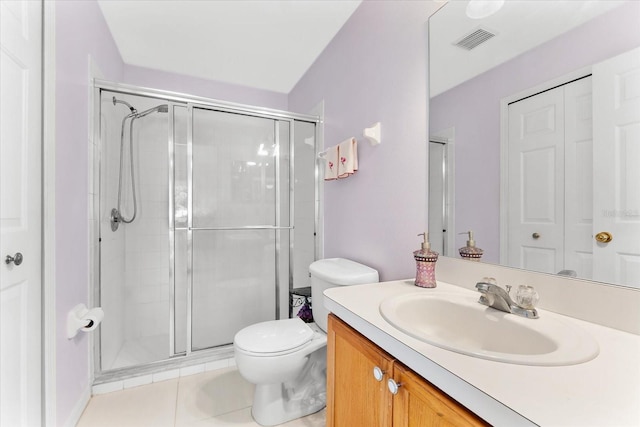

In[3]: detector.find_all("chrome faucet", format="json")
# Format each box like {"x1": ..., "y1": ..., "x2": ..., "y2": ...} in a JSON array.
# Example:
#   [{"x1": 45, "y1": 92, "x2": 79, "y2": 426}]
[{"x1": 475, "y1": 281, "x2": 539, "y2": 319}]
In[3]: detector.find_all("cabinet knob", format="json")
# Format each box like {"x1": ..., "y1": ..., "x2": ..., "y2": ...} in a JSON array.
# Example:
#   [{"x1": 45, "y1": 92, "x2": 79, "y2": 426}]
[
  {"x1": 372, "y1": 366, "x2": 385, "y2": 382},
  {"x1": 387, "y1": 379, "x2": 402, "y2": 395}
]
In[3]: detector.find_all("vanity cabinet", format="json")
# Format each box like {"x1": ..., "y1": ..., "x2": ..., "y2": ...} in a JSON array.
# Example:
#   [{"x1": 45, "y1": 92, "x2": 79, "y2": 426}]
[
  {"x1": 327, "y1": 314, "x2": 487, "y2": 427},
  {"x1": 327, "y1": 313, "x2": 394, "y2": 426}
]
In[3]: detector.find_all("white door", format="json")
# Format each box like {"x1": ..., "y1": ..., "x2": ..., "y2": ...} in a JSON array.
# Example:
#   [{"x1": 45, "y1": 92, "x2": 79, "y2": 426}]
[
  {"x1": 564, "y1": 76, "x2": 594, "y2": 279},
  {"x1": 507, "y1": 86, "x2": 565, "y2": 274},
  {"x1": 428, "y1": 141, "x2": 446, "y2": 255},
  {"x1": 593, "y1": 47, "x2": 640, "y2": 287},
  {"x1": 0, "y1": 0, "x2": 43, "y2": 425}
]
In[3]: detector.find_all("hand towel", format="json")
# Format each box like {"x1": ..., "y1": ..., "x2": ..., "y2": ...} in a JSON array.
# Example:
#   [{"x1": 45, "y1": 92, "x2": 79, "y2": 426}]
[
  {"x1": 337, "y1": 137, "x2": 358, "y2": 179},
  {"x1": 323, "y1": 145, "x2": 338, "y2": 181}
]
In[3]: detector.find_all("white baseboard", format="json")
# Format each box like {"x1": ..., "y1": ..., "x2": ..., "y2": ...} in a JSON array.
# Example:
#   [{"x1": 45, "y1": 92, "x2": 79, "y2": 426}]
[{"x1": 63, "y1": 386, "x2": 91, "y2": 427}]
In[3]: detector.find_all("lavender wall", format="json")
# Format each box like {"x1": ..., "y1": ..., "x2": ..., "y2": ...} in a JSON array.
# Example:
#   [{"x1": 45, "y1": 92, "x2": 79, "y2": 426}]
[
  {"x1": 289, "y1": 0, "x2": 439, "y2": 281},
  {"x1": 430, "y1": 1, "x2": 640, "y2": 264},
  {"x1": 55, "y1": 2, "x2": 291, "y2": 424},
  {"x1": 123, "y1": 65, "x2": 288, "y2": 110},
  {"x1": 55, "y1": 1, "x2": 124, "y2": 425}
]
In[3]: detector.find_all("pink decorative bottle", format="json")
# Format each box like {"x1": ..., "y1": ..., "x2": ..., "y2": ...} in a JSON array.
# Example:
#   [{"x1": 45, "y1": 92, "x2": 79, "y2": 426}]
[
  {"x1": 459, "y1": 231, "x2": 483, "y2": 261},
  {"x1": 414, "y1": 233, "x2": 438, "y2": 288}
]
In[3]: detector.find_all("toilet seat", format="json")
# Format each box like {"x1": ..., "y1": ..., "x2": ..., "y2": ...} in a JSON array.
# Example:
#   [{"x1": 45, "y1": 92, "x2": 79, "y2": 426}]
[{"x1": 235, "y1": 318, "x2": 315, "y2": 357}]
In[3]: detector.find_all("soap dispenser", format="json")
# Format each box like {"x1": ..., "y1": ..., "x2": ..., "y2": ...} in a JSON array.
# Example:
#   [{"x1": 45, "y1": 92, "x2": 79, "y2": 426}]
[
  {"x1": 459, "y1": 231, "x2": 483, "y2": 261},
  {"x1": 414, "y1": 232, "x2": 439, "y2": 288}
]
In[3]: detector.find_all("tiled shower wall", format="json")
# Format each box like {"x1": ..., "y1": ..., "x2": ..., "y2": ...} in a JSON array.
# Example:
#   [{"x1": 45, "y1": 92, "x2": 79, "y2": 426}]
[
  {"x1": 97, "y1": 94, "x2": 171, "y2": 369},
  {"x1": 122, "y1": 111, "x2": 170, "y2": 346}
]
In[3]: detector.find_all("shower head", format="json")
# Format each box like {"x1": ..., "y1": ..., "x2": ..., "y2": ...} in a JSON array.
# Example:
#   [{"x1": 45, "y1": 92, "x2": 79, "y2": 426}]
[
  {"x1": 113, "y1": 96, "x2": 137, "y2": 114},
  {"x1": 134, "y1": 104, "x2": 169, "y2": 119}
]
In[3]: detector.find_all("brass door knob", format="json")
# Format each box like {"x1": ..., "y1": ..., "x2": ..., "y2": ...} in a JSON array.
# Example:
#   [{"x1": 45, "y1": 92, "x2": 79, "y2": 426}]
[{"x1": 595, "y1": 232, "x2": 613, "y2": 243}]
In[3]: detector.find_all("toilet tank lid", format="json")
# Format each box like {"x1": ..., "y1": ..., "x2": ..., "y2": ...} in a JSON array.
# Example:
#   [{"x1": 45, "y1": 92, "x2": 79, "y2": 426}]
[
  {"x1": 309, "y1": 258, "x2": 379, "y2": 286},
  {"x1": 234, "y1": 318, "x2": 314, "y2": 354}
]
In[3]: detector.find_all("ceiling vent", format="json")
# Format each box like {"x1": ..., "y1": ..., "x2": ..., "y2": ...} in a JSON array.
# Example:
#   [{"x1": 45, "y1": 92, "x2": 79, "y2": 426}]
[{"x1": 454, "y1": 27, "x2": 496, "y2": 51}]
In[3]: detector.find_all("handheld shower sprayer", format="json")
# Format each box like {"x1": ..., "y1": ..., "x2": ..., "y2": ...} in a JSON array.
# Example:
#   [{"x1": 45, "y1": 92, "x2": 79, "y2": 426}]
[
  {"x1": 134, "y1": 104, "x2": 169, "y2": 118},
  {"x1": 110, "y1": 97, "x2": 169, "y2": 231}
]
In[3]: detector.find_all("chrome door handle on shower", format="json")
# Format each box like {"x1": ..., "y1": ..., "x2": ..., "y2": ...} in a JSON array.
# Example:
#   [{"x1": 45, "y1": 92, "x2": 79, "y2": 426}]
[{"x1": 188, "y1": 226, "x2": 294, "y2": 231}]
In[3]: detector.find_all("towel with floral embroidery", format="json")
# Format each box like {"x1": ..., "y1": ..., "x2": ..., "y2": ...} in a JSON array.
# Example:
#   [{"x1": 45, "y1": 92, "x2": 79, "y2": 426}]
[
  {"x1": 337, "y1": 137, "x2": 358, "y2": 178},
  {"x1": 323, "y1": 144, "x2": 338, "y2": 181}
]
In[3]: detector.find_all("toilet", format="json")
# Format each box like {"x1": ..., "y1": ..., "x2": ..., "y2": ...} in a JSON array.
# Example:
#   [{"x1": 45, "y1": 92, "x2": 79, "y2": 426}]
[{"x1": 234, "y1": 258, "x2": 379, "y2": 426}]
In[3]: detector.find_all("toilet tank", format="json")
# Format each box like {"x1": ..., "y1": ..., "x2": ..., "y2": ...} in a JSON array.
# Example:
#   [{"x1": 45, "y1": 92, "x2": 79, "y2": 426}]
[{"x1": 309, "y1": 258, "x2": 379, "y2": 332}]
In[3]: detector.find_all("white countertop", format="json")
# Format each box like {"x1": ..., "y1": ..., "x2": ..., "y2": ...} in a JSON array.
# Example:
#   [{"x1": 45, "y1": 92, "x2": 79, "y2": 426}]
[{"x1": 324, "y1": 280, "x2": 640, "y2": 426}]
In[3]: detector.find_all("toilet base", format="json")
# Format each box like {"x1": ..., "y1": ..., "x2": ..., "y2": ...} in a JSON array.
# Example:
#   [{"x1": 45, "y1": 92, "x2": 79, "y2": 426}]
[
  {"x1": 252, "y1": 383, "x2": 326, "y2": 426},
  {"x1": 251, "y1": 347, "x2": 327, "y2": 426}
]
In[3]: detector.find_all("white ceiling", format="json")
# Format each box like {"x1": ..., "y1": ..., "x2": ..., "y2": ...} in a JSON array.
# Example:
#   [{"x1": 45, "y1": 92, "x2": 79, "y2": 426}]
[
  {"x1": 429, "y1": 0, "x2": 628, "y2": 97},
  {"x1": 98, "y1": 0, "x2": 627, "y2": 97},
  {"x1": 97, "y1": 0, "x2": 362, "y2": 94}
]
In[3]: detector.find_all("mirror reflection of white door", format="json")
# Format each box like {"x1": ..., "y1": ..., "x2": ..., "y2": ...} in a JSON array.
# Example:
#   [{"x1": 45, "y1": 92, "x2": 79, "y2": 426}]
[
  {"x1": 507, "y1": 77, "x2": 593, "y2": 277},
  {"x1": 563, "y1": 77, "x2": 594, "y2": 279},
  {"x1": 593, "y1": 47, "x2": 640, "y2": 288},
  {"x1": 428, "y1": 141, "x2": 446, "y2": 255},
  {"x1": 507, "y1": 86, "x2": 565, "y2": 274},
  {"x1": 428, "y1": 131, "x2": 455, "y2": 257},
  {"x1": 0, "y1": 0, "x2": 43, "y2": 425}
]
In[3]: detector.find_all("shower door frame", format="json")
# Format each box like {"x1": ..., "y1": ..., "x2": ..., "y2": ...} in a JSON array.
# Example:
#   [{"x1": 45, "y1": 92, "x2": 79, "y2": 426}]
[
  {"x1": 92, "y1": 80, "x2": 322, "y2": 382},
  {"x1": 183, "y1": 103, "x2": 295, "y2": 357}
]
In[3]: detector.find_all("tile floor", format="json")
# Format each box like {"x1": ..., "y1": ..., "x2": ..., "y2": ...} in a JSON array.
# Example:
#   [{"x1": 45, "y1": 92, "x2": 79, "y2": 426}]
[{"x1": 77, "y1": 367, "x2": 326, "y2": 427}]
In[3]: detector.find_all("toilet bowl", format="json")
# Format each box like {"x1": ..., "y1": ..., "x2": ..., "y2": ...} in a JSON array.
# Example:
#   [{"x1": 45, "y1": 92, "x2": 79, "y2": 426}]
[
  {"x1": 234, "y1": 258, "x2": 379, "y2": 426},
  {"x1": 235, "y1": 319, "x2": 327, "y2": 426}
]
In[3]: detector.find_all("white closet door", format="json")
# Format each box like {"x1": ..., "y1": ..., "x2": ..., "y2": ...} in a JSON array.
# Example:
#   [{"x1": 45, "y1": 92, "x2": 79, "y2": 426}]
[
  {"x1": 0, "y1": 0, "x2": 43, "y2": 426},
  {"x1": 593, "y1": 47, "x2": 640, "y2": 288},
  {"x1": 507, "y1": 86, "x2": 565, "y2": 274},
  {"x1": 564, "y1": 76, "x2": 594, "y2": 279}
]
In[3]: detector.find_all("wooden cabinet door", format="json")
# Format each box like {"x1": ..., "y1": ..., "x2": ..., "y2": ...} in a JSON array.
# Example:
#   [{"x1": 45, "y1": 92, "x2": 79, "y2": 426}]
[
  {"x1": 392, "y1": 363, "x2": 488, "y2": 427},
  {"x1": 327, "y1": 314, "x2": 394, "y2": 427}
]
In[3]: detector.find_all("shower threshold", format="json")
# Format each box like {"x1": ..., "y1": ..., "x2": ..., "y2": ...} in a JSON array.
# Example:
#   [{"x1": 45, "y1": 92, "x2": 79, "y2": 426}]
[
  {"x1": 95, "y1": 344, "x2": 235, "y2": 386},
  {"x1": 108, "y1": 334, "x2": 170, "y2": 371}
]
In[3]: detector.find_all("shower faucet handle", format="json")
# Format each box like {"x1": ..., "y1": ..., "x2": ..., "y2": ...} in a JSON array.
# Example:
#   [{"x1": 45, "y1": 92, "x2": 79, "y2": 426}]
[{"x1": 110, "y1": 208, "x2": 122, "y2": 232}]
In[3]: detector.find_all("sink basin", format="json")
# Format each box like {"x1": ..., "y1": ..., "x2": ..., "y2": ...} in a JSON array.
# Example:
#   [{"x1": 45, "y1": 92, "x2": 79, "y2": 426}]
[{"x1": 379, "y1": 292, "x2": 599, "y2": 366}]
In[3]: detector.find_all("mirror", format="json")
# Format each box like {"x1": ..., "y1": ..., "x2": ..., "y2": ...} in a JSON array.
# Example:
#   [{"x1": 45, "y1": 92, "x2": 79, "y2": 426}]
[{"x1": 429, "y1": 0, "x2": 640, "y2": 289}]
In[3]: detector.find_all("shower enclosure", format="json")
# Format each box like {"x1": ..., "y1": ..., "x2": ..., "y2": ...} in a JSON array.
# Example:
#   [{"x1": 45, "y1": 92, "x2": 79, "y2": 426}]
[{"x1": 93, "y1": 82, "x2": 319, "y2": 378}]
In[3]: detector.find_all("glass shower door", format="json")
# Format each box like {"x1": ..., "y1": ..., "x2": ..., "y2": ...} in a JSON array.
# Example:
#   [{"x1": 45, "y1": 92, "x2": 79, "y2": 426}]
[
  {"x1": 95, "y1": 85, "x2": 318, "y2": 380},
  {"x1": 98, "y1": 91, "x2": 172, "y2": 370},
  {"x1": 188, "y1": 107, "x2": 291, "y2": 351}
]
